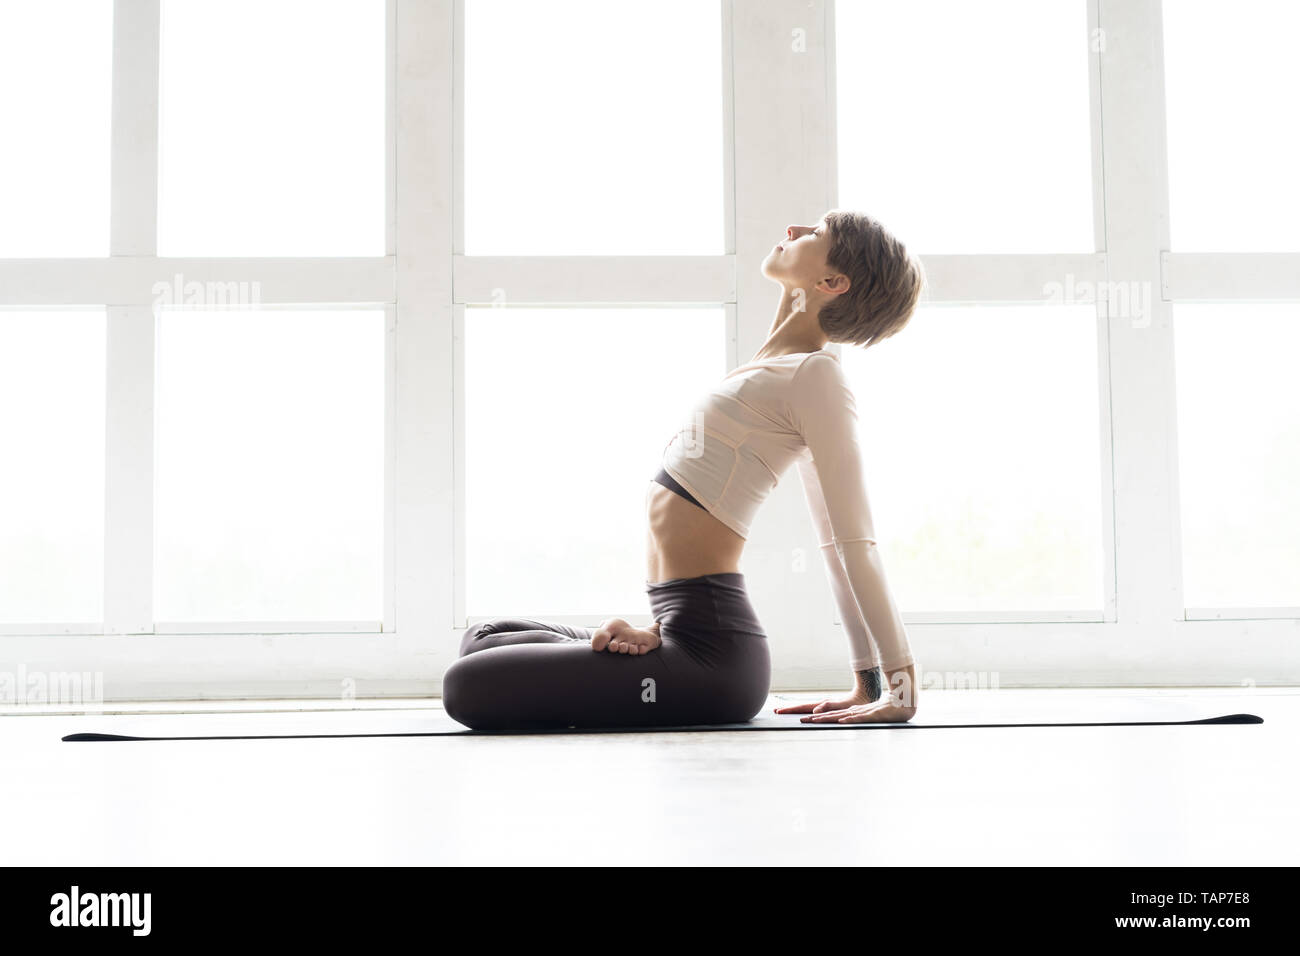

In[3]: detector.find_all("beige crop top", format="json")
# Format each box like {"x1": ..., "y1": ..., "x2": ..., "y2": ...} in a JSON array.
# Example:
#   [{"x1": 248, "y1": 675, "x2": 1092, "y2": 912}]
[{"x1": 660, "y1": 348, "x2": 914, "y2": 674}]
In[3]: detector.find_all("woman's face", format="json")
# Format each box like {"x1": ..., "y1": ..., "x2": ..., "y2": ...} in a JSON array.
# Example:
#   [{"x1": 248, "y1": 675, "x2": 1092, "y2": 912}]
[{"x1": 761, "y1": 216, "x2": 835, "y2": 290}]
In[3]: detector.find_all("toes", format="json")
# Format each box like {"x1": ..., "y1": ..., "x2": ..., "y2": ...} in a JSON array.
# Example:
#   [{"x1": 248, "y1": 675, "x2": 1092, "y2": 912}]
[{"x1": 597, "y1": 636, "x2": 654, "y2": 655}]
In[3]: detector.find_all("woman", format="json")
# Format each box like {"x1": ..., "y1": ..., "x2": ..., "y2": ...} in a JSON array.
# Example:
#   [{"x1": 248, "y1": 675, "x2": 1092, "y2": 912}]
[{"x1": 442, "y1": 210, "x2": 925, "y2": 730}]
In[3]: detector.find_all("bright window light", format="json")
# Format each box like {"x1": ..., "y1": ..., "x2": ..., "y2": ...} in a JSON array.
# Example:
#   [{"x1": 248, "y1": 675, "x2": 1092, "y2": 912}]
[
  {"x1": 840, "y1": 304, "x2": 1106, "y2": 612},
  {"x1": 1174, "y1": 304, "x2": 1300, "y2": 607},
  {"x1": 0, "y1": 2, "x2": 111, "y2": 256},
  {"x1": 465, "y1": 307, "x2": 726, "y2": 615},
  {"x1": 835, "y1": 0, "x2": 1094, "y2": 253},
  {"x1": 1164, "y1": 0, "x2": 1300, "y2": 251},
  {"x1": 157, "y1": 0, "x2": 385, "y2": 256},
  {"x1": 0, "y1": 311, "x2": 105, "y2": 622},
  {"x1": 154, "y1": 308, "x2": 386, "y2": 621},
  {"x1": 464, "y1": 0, "x2": 724, "y2": 254}
]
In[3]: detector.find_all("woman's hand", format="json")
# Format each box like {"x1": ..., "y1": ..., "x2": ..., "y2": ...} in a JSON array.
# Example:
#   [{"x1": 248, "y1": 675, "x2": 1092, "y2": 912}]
[
  {"x1": 775, "y1": 664, "x2": 918, "y2": 723},
  {"x1": 794, "y1": 695, "x2": 917, "y2": 724},
  {"x1": 591, "y1": 618, "x2": 662, "y2": 655},
  {"x1": 773, "y1": 689, "x2": 875, "y2": 716}
]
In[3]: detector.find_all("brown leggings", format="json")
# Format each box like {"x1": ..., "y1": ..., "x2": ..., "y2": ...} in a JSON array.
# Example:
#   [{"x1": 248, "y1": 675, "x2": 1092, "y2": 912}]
[{"x1": 441, "y1": 572, "x2": 771, "y2": 730}]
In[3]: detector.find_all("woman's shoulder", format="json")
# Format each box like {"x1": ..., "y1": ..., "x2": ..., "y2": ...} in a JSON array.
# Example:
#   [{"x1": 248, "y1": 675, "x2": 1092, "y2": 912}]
[
  {"x1": 788, "y1": 348, "x2": 848, "y2": 393},
  {"x1": 775, "y1": 350, "x2": 854, "y2": 434}
]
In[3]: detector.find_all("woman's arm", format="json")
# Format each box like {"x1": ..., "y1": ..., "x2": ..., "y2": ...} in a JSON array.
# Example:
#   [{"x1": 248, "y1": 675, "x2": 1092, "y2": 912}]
[
  {"x1": 795, "y1": 452, "x2": 913, "y2": 675},
  {"x1": 781, "y1": 354, "x2": 918, "y2": 720}
]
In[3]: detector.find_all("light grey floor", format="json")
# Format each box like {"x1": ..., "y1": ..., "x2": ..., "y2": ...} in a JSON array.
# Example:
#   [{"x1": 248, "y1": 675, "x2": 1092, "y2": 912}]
[{"x1": 2, "y1": 688, "x2": 1294, "y2": 865}]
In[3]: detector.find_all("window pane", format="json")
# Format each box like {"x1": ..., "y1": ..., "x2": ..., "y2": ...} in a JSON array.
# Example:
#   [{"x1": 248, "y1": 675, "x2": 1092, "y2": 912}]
[
  {"x1": 0, "y1": 311, "x2": 105, "y2": 622},
  {"x1": 840, "y1": 305, "x2": 1105, "y2": 612},
  {"x1": 155, "y1": 309, "x2": 385, "y2": 621},
  {"x1": 1174, "y1": 304, "x2": 1300, "y2": 607},
  {"x1": 0, "y1": 2, "x2": 110, "y2": 256},
  {"x1": 465, "y1": 307, "x2": 726, "y2": 615},
  {"x1": 835, "y1": 0, "x2": 1094, "y2": 253},
  {"x1": 157, "y1": 0, "x2": 385, "y2": 256},
  {"x1": 464, "y1": 0, "x2": 723, "y2": 254},
  {"x1": 1164, "y1": 0, "x2": 1300, "y2": 251}
]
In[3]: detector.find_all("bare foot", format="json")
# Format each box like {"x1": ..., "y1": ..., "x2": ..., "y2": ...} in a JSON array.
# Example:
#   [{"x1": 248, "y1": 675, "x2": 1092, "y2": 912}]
[{"x1": 591, "y1": 618, "x2": 662, "y2": 655}]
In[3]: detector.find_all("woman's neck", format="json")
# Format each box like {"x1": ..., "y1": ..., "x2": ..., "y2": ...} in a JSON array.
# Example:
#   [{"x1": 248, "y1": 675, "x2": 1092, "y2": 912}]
[{"x1": 752, "y1": 288, "x2": 828, "y2": 361}]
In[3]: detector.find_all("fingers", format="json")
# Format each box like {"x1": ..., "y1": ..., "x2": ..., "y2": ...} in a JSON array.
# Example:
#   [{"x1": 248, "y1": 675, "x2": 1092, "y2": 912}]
[
  {"x1": 775, "y1": 698, "x2": 847, "y2": 714},
  {"x1": 837, "y1": 704, "x2": 915, "y2": 724},
  {"x1": 774, "y1": 698, "x2": 834, "y2": 714},
  {"x1": 797, "y1": 702, "x2": 913, "y2": 724},
  {"x1": 800, "y1": 705, "x2": 867, "y2": 722},
  {"x1": 777, "y1": 695, "x2": 917, "y2": 723}
]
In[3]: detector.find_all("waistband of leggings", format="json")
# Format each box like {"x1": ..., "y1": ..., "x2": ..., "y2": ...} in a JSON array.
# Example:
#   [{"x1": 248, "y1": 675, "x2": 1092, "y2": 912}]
[
  {"x1": 645, "y1": 572, "x2": 764, "y2": 639},
  {"x1": 645, "y1": 571, "x2": 746, "y2": 591}
]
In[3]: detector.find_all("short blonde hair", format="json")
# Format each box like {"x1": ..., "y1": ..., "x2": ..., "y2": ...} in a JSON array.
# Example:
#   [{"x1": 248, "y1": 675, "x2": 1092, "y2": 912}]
[{"x1": 817, "y1": 210, "x2": 925, "y2": 348}]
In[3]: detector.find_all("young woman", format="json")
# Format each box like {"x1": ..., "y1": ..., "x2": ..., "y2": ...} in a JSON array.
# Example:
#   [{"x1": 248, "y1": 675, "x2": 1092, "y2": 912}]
[{"x1": 442, "y1": 210, "x2": 925, "y2": 730}]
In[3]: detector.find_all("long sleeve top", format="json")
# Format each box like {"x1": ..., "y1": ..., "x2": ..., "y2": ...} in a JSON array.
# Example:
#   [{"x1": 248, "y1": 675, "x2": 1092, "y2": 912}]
[{"x1": 660, "y1": 348, "x2": 915, "y2": 673}]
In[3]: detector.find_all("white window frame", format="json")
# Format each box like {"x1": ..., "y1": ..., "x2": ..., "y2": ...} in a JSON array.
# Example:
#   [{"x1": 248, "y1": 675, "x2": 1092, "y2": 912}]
[{"x1": 1, "y1": 0, "x2": 1296, "y2": 700}]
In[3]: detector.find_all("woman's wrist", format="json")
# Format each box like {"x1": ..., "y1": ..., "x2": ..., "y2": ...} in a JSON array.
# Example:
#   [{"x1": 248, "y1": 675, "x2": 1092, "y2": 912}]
[{"x1": 882, "y1": 663, "x2": 918, "y2": 710}]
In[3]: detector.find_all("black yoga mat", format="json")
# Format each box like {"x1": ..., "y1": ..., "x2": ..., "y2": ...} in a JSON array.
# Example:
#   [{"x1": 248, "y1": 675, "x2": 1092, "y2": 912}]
[{"x1": 60, "y1": 695, "x2": 1263, "y2": 741}]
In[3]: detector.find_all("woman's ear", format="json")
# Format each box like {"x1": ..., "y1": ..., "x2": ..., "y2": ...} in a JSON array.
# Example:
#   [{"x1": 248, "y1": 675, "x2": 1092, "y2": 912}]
[{"x1": 819, "y1": 273, "x2": 851, "y2": 295}]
